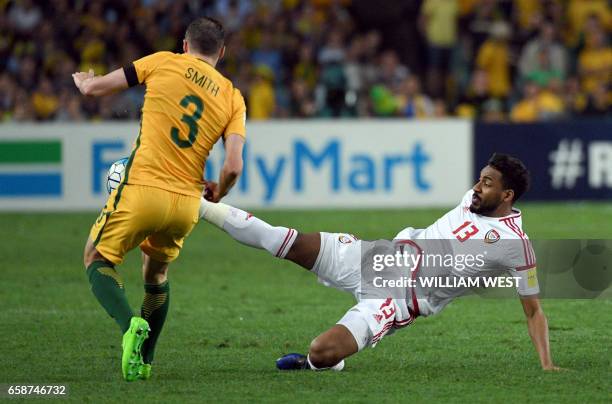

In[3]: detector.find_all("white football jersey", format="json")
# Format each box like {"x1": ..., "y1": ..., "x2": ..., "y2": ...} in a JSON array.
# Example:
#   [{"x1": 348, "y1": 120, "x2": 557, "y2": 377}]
[{"x1": 394, "y1": 190, "x2": 539, "y2": 316}]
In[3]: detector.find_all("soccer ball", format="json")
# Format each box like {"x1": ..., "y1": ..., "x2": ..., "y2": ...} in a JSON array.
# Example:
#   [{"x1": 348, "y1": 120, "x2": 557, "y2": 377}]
[{"x1": 106, "y1": 157, "x2": 129, "y2": 194}]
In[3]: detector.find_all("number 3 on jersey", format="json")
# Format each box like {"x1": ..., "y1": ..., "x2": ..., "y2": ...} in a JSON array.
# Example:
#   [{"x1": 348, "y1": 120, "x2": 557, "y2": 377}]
[
  {"x1": 171, "y1": 94, "x2": 204, "y2": 148},
  {"x1": 452, "y1": 221, "x2": 479, "y2": 242}
]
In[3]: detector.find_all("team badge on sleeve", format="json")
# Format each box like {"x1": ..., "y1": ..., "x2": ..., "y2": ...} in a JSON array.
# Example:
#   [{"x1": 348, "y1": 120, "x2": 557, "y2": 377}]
[
  {"x1": 338, "y1": 234, "x2": 358, "y2": 244},
  {"x1": 484, "y1": 229, "x2": 500, "y2": 243}
]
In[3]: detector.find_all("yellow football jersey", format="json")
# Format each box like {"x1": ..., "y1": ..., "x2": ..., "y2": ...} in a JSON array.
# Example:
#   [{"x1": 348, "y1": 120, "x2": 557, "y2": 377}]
[{"x1": 124, "y1": 51, "x2": 246, "y2": 197}]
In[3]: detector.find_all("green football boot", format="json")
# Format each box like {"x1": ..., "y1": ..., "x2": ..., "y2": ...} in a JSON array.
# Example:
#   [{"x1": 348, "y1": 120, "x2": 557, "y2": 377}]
[
  {"x1": 122, "y1": 317, "x2": 150, "y2": 381},
  {"x1": 138, "y1": 363, "x2": 152, "y2": 380}
]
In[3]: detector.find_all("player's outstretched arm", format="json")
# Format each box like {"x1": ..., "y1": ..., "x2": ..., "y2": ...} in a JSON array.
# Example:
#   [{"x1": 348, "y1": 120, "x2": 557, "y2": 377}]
[
  {"x1": 72, "y1": 67, "x2": 129, "y2": 97},
  {"x1": 520, "y1": 296, "x2": 563, "y2": 371}
]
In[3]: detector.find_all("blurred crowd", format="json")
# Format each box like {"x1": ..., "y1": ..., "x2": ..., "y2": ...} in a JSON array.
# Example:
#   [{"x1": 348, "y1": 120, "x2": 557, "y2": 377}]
[{"x1": 0, "y1": 0, "x2": 610, "y2": 123}]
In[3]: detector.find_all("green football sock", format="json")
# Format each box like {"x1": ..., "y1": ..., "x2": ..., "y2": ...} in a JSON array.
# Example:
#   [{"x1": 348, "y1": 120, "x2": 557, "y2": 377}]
[
  {"x1": 140, "y1": 281, "x2": 170, "y2": 364},
  {"x1": 86, "y1": 261, "x2": 134, "y2": 333}
]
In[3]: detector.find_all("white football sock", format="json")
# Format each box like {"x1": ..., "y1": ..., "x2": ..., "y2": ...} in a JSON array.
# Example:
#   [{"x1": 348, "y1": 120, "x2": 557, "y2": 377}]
[
  {"x1": 199, "y1": 198, "x2": 297, "y2": 258},
  {"x1": 306, "y1": 355, "x2": 345, "y2": 371}
]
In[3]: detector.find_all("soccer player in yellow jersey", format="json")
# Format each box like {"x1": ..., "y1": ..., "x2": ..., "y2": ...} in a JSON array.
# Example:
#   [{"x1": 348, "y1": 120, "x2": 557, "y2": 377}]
[{"x1": 72, "y1": 17, "x2": 246, "y2": 381}]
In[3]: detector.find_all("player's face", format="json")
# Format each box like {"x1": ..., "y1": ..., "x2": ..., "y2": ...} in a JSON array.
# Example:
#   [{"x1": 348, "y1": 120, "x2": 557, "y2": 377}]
[{"x1": 470, "y1": 166, "x2": 509, "y2": 215}]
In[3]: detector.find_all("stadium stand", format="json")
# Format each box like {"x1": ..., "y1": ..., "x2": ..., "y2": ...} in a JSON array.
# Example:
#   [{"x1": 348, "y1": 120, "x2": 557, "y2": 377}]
[{"x1": 0, "y1": 0, "x2": 610, "y2": 122}]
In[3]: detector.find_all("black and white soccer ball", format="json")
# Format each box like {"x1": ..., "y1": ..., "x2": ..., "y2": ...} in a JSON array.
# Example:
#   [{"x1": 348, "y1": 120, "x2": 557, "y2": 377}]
[{"x1": 106, "y1": 157, "x2": 129, "y2": 194}]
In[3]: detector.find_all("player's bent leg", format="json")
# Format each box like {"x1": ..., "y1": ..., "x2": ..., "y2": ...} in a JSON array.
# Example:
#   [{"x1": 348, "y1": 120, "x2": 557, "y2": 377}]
[
  {"x1": 135, "y1": 190, "x2": 198, "y2": 380},
  {"x1": 308, "y1": 325, "x2": 357, "y2": 369},
  {"x1": 139, "y1": 253, "x2": 171, "y2": 379},
  {"x1": 275, "y1": 324, "x2": 353, "y2": 371},
  {"x1": 83, "y1": 237, "x2": 150, "y2": 381},
  {"x1": 87, "y1": 185, "x2": 194, "y2": 380},
  {"x1": 83, "y1": 236, "x2": 134, "y2": 334},
  {"x1": 277, "y1": 299, "x2": 402, "y2": 372}
]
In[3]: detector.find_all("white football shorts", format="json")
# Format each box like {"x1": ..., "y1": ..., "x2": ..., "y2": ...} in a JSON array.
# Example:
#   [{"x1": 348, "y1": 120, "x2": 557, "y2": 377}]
[{"x1": 311, "y1": 232, "x2": 414, "y2": 351}]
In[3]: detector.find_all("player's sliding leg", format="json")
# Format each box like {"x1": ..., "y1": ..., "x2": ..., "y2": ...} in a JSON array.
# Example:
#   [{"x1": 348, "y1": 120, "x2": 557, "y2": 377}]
[
  {"x1": 308, "y1": 325, "x2": 358, "y2": 369},
  {"x1": 200, "y1": 199, "x2": 364, "y2": 371},
  {"x1": 277, "y1": 325, "x2": 357, "y2": 371},
  {"x1": 83, "y1": 238, "x2": 150, "y2": 382},
  {"x1": 279, "y1": 297, "x2": 401, "y2": 371},
  {"x1": 138, "y1": 253, "x2": 171, "y2": 380},
  {"x1": 199, "y1": 198, "x2": 320, "y2": 269}
]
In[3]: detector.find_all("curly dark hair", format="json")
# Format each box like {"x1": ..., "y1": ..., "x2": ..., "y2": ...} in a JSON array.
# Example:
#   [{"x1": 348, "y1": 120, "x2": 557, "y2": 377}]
[
  {"x1": 487, "y1": 153, "x2": 530, "y2": 202},
  {"x1": 185, "y1": 17, "x2": 225, "y2": 56}
]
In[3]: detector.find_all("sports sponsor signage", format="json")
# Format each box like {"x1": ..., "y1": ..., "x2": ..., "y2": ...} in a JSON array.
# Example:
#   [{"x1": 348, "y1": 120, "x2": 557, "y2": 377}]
[
  {"x1": 0, "y1": 120, "x2": 472, "y2": 211},
  {"x1": 475, "y1": 121, "x2": 612, "y2": 201}
]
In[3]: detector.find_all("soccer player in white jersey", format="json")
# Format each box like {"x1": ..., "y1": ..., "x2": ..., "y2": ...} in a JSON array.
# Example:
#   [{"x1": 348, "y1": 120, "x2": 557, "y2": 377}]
[{"x1": 199, "y1": 153, "x2": 562, "y2": 371}]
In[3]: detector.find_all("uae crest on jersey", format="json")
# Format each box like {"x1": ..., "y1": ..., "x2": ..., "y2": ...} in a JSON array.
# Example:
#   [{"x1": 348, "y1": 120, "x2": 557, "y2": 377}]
[
  {"x1": 484, "y1": 229, "x2": 500, "y2": 243},
  {"x1": 338, "y1": 234, "x2": 357, "y2": 244}
]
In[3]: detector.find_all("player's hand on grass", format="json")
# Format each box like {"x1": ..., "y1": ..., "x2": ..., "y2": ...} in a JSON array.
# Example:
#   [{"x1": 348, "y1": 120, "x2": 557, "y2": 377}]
[
  {"x1": 542, "y1": 364, "x2": 567, "y2": 371},
  {"x1": 72, "y1": 69, "x2": 95, "y2": 94}
]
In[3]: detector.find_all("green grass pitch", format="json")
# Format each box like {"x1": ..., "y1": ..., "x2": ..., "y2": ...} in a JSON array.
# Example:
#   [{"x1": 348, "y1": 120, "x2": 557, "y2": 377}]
[{"x1": 2, "y1": 203, "x2": 611, "y2": 402}]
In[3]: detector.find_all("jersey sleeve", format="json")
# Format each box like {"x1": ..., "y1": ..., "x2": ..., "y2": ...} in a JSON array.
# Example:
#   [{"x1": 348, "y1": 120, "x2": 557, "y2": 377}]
[
  {"x1": 132, "y1": 51, "x2": 173, "y2": 84},
  {"x1": 224, "y1": 88, "x2": 246, "y2": 138},
  {"x1": 394, "y1": 226, "x2": 428, "y2": 240},
  {"x1": 505, "y1": 238, "x2": 539, "y2": 296},
  {"x1": 508, "y1": 266, "x2": 539, "y2": 296}
]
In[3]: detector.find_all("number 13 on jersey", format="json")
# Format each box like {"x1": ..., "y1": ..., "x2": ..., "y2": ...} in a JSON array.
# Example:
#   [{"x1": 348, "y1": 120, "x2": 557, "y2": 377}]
[{"x1": 452, "y1": 221, "x2": 479, "y2": 242}]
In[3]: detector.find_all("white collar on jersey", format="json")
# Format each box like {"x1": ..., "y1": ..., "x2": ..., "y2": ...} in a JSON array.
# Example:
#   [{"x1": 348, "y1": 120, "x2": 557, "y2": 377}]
[{"x1": 475, "y1": 207, "x2": 522, "y2": 223}]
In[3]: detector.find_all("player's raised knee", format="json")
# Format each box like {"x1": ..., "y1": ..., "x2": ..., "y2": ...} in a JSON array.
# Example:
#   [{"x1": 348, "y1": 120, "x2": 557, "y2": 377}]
[{"x1": 308, "y1": 335, "x2": 343, "y2": 368}]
